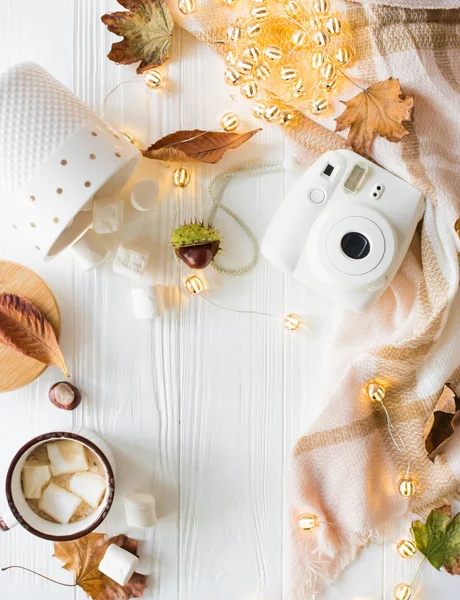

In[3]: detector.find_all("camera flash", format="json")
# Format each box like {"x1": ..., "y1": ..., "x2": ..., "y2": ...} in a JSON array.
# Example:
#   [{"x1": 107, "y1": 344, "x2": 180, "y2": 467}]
[{"x1": 343, "y1": 164, "x2": 368, "y2": 193}]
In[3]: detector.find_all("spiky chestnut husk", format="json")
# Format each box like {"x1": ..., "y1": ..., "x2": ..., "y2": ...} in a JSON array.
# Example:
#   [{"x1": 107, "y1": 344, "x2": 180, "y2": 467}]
[{"x1": 171, "y1": 222, "x2": 221, "y2": 269}]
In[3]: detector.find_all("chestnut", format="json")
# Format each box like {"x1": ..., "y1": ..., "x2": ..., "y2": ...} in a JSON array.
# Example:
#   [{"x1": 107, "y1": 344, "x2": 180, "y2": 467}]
[{"x1": 49, "y1": 382, "x2": 81, "y2": 411}]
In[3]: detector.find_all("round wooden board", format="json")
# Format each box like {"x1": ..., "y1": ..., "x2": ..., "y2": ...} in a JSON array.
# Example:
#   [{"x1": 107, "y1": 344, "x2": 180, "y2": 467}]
[{"x1": 0, "y1": 261, "x2": 61, "y2": 392}]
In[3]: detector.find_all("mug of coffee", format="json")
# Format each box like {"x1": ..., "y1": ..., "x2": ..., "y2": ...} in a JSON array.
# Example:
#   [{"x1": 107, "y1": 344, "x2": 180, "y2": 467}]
[{"x1": 0, "y1": 428, "x2": 115, "y2": 541}]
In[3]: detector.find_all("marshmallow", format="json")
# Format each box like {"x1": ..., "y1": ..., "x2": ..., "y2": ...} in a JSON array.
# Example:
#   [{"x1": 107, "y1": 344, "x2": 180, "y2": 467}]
[
  {"x1": 47, "y1": 441, "x2": 89, "y2": 476},
  {"x1": 38, "y1": 482, "x2": 82, "y2": 525},
  {"x1": 113, "y1": 243, "x2": 151, "y2": 280},
  {"x1": 69, "y1": 472, "x2": 106, "y2": 509},
  {"x1": 22, "y1": 461, "x2": 51, "y2": 499},
  {"x1": 130, "y1": 179, "x2": 159, "y2": 212},
  {"x1": 124, "y1": 492, "x2": 158, "y2": 528},
  {"x1": 71, "y1": 229, "x2": 110, "y2": 271},
  {"x1": 98, "y1": 544, "x2": 139, "y2": 586},
  {"x1": 93, "y1": 196, "x2": 124, "y2": 234},
  {"x1": 131, "y1": 285, "x2": 165, "y2": 319}
]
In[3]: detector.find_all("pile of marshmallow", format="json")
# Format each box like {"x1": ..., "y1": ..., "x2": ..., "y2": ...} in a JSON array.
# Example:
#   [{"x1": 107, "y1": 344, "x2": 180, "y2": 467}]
[
  {"x1": 22, "y1": 440, "x2": 106, "y2": 524},
  {"x1": 70, "y1": 179, "x2": 165, "y2": 320},
  {"x1": 98, "y1": 492, "x2": 158, "y2": 586}
]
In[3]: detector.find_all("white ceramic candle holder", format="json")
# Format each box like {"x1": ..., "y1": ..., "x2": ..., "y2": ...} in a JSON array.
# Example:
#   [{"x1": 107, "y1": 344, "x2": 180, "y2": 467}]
[{"x1": 0, "y1": 63, "x2": 141, "y2": 259}]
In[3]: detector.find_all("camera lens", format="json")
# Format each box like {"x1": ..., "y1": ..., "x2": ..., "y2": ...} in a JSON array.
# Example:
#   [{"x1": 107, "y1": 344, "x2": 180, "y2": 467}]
[{"x1": 341, "y1": 232, "x2": 371, "y2": 260}]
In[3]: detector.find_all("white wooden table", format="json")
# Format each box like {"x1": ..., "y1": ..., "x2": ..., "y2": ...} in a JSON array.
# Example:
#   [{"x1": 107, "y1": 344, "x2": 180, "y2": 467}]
[{"x1": 0, "y1": 1, "x2": 458, "y2": 598}]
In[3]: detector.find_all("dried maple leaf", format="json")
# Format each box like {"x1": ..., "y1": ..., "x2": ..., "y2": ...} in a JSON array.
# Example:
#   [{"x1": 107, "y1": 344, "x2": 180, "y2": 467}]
[
  {"x1": 101, "y1": 0, "x2": 174, "y2": 74},
  {"x1": 424, "y1": 383, "x2": 460, "y2": 462},
  {"x1": 143, "y1": 129, "x2": 262, "y2": 164},
  {"x1": 53, "y1": 533, "x2": 147, "y2": 600},
  {"x1": 335, "y1": 78, "x2": 414, "y2": 156},
  {"x1": 412, "y1": 505, "x2": 460, "y2": 574},
  {"x1": 0, "y1": 293, "x2": 69, "y2": 377}
]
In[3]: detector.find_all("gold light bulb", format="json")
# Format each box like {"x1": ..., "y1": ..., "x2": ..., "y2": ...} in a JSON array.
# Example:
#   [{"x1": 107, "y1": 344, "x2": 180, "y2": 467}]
[
  {"x1": 144, "y1": 69, "x2": 164, "y2": 89},
  {"x1": 264, "y1": 45, "x2": 282, "y2": 62},
  {"x1": 264, "y1": 105, "x2": 281, "y2": 122},
  {"x1": 325, "y1": 16, "x2": 342, "y2": 35},
  {"x1": 284, "y1": 313, "x2": 302, "y2": 331},
  {"x1": 398, "y1": 478, "x2": 416, "y2": 498},
  {"x1": 279, "y1": 111, "x2": 294, "y2": 126},
  {"x1": 297, "y1": 513, "x2": 318, "y2": 531},
  {"x1": 394, "y1": 583, "x2": 412, "y2": 600},
  {"x1": 224, "y1": 67, "x2": 242, "y2": 86},
  {"x1": 185, "y1": 275, "x2": 205, "y2": 295},
  {"x1": 243, "y1": 45, "x2": 261, "y2": 62},
  {"x1": 396, "y1": 539, "x2": 417, "y2": 559},
  {"x1": 366, "y1": 382, "x2": 386, "y2": 402},
  {"x1": 335, "y1": 46, "x2": 353, "y2": 67},
  {"x1": 172, "y1": 167, "x2": 190, "y2": 188},
  {"x1": 309, "y1": 96, "x2": 328, "y2": 115},
  {"x1": 227, "y1": 23, "x2": 243, "y2": 42},
  {"x1": 241, "y1": 79, "x2": 259, "y2": 99},
  {"x1": 252, "y1": 101, "x2": 267, "y2": 118},
  {"x1": 220, "y1": 112, "x2": 240, "y2": 132},
  {"x1": 178, "y1": 0, "x2": 196, "y2": 14},
  {"x1": 255, "y1": 62, "x2": 271, "y2": 80}
]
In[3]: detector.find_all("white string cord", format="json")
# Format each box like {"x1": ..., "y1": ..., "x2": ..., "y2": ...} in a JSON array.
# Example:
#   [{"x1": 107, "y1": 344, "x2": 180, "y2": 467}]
[{"x1": 207, "y1": 161, "x2": 284, "y2": 276}]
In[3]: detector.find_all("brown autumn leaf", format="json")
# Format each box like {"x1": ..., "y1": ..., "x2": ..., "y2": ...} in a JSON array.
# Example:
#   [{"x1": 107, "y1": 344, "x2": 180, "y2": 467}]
[
  {"x1": 53, "y1": 533, "x2": 147, "y2": 600},
  {"x1": 101, "y1": 0, "x2": 174, "y2": 74},
  {"x1": 335, "y1": 78, "x2": 414, "y2": 156},
  {"x1": 424, "y1": 384, "x2": 460, "y2": 462},
  {"x1": 143, "y1": 129, "x2": 262, "y2": 164},
  {"x1": 0, "y1": 293, "x2": 69, "y2": 377}
]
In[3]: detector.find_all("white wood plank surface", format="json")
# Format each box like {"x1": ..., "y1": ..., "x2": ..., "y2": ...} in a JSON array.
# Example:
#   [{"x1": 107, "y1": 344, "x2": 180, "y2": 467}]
[{"x1": 0, "y1": 1, "x2": 459, "y2": 599}]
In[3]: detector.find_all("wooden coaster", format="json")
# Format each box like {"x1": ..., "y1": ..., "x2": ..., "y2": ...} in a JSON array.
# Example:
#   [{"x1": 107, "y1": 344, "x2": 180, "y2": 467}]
[{"x1": 0, "y1": 260, "x2": 61, "y2": 392}]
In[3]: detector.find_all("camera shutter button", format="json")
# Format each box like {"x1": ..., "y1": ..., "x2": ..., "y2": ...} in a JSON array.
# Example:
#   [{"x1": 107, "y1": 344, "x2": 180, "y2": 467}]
[{"x1": 309, "y1": 189, "x2": 325, "y2": 204}]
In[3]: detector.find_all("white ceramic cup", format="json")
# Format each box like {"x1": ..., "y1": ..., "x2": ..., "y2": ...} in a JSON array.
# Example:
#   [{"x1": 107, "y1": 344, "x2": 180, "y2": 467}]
[{"x1": 0, "y1": 428, "x2": 115, "y2": 541}]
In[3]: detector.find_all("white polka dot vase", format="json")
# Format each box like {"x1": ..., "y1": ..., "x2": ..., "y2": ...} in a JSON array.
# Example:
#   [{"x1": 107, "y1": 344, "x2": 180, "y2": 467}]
[{"x1": 0, "y1": 63, "x2": 141, "y2": 259}]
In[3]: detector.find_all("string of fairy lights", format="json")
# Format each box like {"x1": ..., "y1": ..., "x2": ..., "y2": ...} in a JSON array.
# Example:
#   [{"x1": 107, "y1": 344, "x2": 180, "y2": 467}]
[{"x1": 102, "y1": 2, "x2": 427, "y2": 597}]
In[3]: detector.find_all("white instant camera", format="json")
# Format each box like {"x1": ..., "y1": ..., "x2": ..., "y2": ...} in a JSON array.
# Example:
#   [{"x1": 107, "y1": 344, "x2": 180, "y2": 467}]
[{"x1": 261, "y1": 150, "x2": 425, "y2": 312}]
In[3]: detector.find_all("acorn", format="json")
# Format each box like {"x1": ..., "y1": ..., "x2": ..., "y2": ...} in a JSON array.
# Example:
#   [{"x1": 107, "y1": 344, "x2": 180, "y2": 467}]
[{"x1": 171, "y1": 222, "x2": 221, "y2": 269}]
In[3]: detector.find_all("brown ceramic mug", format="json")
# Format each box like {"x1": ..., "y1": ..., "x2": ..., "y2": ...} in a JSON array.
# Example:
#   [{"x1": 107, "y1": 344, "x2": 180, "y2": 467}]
[{"x1": 0, "y1": 428, "x2": 115, "y2": 541}]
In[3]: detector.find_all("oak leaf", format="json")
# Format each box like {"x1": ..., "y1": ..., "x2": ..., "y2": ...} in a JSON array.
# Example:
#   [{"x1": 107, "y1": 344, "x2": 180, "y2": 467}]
[
  {"x1": 53, "y1": 533, "x2": 147, "y2": 600},
  {"x1": 335, "y1": 78, "x2": 414, "y2": 156},
  {"x1": 412, "y1": 505, "x2": 460, "y2": 574},
  {"x1": 424, "y1": 384, "x2": 460, "y2": 462},
  {"x1": 143, "y1": 129, "x2": 262, "y2": 164},
  {"x1": 101, "y1": 0, "x2": 174, "y2": 74},
  {"x1": 0, "y1": 293, "x2": 69, "y2": 377}
]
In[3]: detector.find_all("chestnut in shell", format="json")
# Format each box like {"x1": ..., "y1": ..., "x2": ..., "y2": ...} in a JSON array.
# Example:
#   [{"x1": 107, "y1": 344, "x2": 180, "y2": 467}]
[
  {"x1": 171, "y1": 222, "x2": 221, "y2": 270},
  {"x1": 49, "y1": 382, "x2": 81, "y2": 411}
]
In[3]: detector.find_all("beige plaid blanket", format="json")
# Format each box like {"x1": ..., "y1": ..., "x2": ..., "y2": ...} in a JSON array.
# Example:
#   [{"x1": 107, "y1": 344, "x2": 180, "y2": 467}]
[{"x1": 171, "y1": 0, "x2": 460, "y2": 596}]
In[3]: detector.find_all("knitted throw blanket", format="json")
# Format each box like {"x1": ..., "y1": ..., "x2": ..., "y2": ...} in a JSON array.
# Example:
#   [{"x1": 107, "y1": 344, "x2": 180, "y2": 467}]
[{"x1": 171, "y1": 1, "x2": 460, "y2": 596}]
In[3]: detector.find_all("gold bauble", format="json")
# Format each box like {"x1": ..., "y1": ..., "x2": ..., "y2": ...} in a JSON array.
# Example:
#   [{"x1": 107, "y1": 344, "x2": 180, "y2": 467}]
[
  {"x1": 264, "y1": 105, "x2": 281, "y2": 122},
  {"x1": 225, "y1": 50, "x2": 238, "y2": 66},
  {"x1": 121, "y1": 131, "x2": 135, "y2": 144},
  {"x1": 172, "y1": 167, "x2": 190, "y2": 188},
  {"x1": 241, "y1": 79, "x2": 259, "y2": 98},
  {"x1": 398, "y1": 478, "x2": 416, "y2": 498},
  {"x1": 325, "y1": 16, "x2": 341, "y2": 35},
  {"x1": 312, "y1": 0, "x2": 330, "y2": 16},
  {"x1": 312, "y1": 30, "x2": 330, "y2": 47},
  {"x1": 144, "y1": 69, "x2": 163, "y2": 89},
  {"x1": 291, "y1": 30, "x2": 308, "y2": 47},
  {"x1": 247, "y1": 22, "x2": 263, "y2": 38},
  {"x1": 309, "y1": 96, "x2": 328, "y2": 115},
  {"x1": 310, "y1": 51, "x2": 325, "y2": 70},
  {"x1": 185, "y1": 275, "x2": 204, "y2": 295},
  {"x1": 396, "y1": 539, "x2": 417, "y2": 559},
  {"x1": 280, "y1": 65, "x2": 297, "y2": 82},
  {"x1": 394, "y1": 583, "x2": 412, "y2": 600},
  {"x1": 279, "y1": 111, "x2": 294, "y2": 126},
  {"x1": 284, "y1": 313, "x2": 302, "y2": 331},
  {"x1": 236, "y1": 58, "x2": 255, "y2": 75},
  {"x1": 255, "y1": 62, "x2": 271, "y2": 80},
  {"x1": 335, "y1": 46, "x2": 353, "y2": 66},
  {"x1": 224, "y1": 67, "x2": 242, "y2": 85},
  {"x1": 178, "y1": 0, "x2": 195, "y2": 14},
  {"x1": 243, "y1": 45, "x2": 261, "y2": 62},
  {"x1": 251, "y1": 4, "x2": 270, "y2": 21},
  {"x1": 251, "y1": 101, "x2": 267, "y2": 118},
  {"x1": 320, "y1": 62, "x2": 337, "y2": 81},
  {"x1": 367, "y1": 382, "x2": 386, "y2": 402},
  {"x1": 220, "y1": 112, "x2": 240, "y2": 132},
  {"x1": 227, "y1": 23, "x2": 243, "y2": 42},
  {"x1": 291, "y1": 78, "x2": 306, "y2": 98},
  {"x1": 264, "y1": 45, "x2": 283, "y2": 62},
  {"x1": 319, "y1": 77, "x2": 338, "y2": 92},
  {"x1": 297, "y1": 513, "x2": 318, "y2": 530}
]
